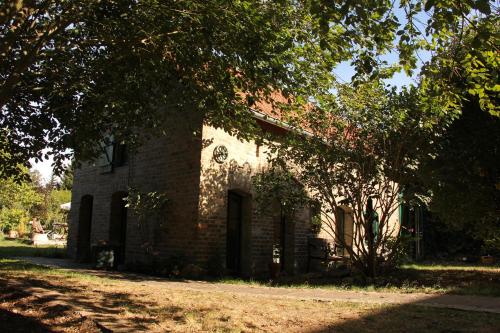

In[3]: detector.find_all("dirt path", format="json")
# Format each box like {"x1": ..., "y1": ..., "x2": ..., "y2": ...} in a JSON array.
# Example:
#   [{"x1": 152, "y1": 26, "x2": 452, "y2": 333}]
[{"x1": 19, "y1": 257, "x2": 500, "y2": 315}]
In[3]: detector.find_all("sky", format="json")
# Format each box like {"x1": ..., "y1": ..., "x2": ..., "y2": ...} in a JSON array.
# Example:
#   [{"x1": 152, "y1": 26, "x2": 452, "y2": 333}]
[{"x1": 30, "y1": 153, "x2": 57, "y2": 183}]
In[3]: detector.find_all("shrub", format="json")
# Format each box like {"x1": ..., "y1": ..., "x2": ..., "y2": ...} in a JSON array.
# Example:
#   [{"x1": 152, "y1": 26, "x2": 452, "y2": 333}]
[{"x1": 0, "y1": 208, "x2": 29, "y2": 233}]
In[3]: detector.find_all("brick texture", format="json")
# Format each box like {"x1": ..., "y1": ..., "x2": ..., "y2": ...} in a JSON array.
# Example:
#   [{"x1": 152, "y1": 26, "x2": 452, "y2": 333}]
[{"x1": 68, "y1": 121, "x2": 315, "y2": 276}]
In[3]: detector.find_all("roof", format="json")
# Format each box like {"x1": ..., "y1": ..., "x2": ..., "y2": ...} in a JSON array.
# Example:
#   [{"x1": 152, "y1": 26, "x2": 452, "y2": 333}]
[{"x1": 244, "y1": 91, "x2": 313, "y2": 136}]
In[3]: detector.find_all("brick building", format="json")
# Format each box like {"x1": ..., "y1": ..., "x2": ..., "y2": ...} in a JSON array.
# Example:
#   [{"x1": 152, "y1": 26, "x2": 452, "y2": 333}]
[{"x1": 67, "y1": 108, "x2": 316, "y2": 277}]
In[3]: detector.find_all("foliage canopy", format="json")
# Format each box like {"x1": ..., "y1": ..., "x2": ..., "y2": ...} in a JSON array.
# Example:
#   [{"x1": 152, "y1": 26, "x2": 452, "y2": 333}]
[{"x1": 1, "y1": 1, "x2": 497, "y2": 177}]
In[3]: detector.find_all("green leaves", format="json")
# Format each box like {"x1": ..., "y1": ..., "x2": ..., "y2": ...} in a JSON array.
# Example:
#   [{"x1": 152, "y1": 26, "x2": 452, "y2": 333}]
[
  {"x1": 424, "y1": 0, "x2": 435, "y2": 12},
  {"x1": 420, "y1": 12, "x2": 499, "y2": 117},
  {"x1": 124, "y1": 187, "x2": 169, "y2": 219},
  {"x1": 0, "y1": 0, "x2": 498, "y2": 180},
  {"x1": 1, "y1": 1, "x2": 334, "y2": 176},
  {"x1": 252, "y1": 167, "x2": 310, "y2": 218},
  {"x1": 474, "y1": 0, "x2": 491, "y2": 15},
  {"x1": 314, "y1": 0, "x2": 498, "y2": 119},
  {"x1": 0, "y1": 169, "x2": 43, "y2": 233}
]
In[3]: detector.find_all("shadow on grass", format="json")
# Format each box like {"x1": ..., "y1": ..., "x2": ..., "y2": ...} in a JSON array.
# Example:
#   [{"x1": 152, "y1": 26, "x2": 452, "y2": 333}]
[
  {"x1": 0, "y1": 308, "x2": 56, "y2": 333},
  {"x1": 3, "y1": 254, "x2": 500, "y2": 297},
  {"x1": 0, "y1": 264, "x2": 158, "y2": 332},
  {"x1": 1, "y1": 259, "x2": 500, "y2": 332},
  {"x1": 304, "y1": 302, "x2": 500, "y2": 333}
]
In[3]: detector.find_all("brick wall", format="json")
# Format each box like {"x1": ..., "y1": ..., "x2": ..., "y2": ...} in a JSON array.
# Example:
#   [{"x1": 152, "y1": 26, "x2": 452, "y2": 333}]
[
  {"x1": 69, "y1": 121, "x2": 315, "y2": 276},
  {"x1": 68, "y1": 118, "x2": 204, "y2": 267},
  {"x1": 197, "y1": 125, "x2": 314, "y2": 277},
  {"x1": 68, "y1": 118, "x2": 401, "y2": 276}
]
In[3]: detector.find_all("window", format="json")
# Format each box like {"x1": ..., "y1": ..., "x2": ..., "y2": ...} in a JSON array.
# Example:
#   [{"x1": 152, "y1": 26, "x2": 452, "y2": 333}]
[
  {"x1": 335, "y1": 207, "x2": 345, "y2": 254},
  {"x1": 310, "y1": 201, "x2": 322, "y2": 234},
  {"x1": 97, "y1": 134, "x2": 127, "y2": 173},
  {"x1": 113, "y1": 142, "x2": 128, "y2": 167},
  {"x1": 365, "y1": 198, "x2": 379, "y2": 244}
]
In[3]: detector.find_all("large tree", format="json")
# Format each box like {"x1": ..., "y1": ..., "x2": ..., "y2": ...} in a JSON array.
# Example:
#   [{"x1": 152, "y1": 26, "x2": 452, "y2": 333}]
[
  {"x1": 2, "y1": 1, "x2": 497, "y2": 178},
  {"x1": 419, "y1": 97, "x2": 500, "y2": 256},
  {"x1": 1, "y1": 0, "x2": 334, "y2": 176},
  {"x1": 414, "y1": 13, "x2": 500, "y2": 256}
]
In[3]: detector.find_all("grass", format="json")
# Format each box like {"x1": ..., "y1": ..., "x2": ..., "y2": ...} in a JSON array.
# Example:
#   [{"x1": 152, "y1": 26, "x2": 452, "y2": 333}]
[
  {"x1": 1, "y1": 260, "x2": 499, "y2": 332},
  {"x1": 0, "y1": 258, "x2": 110, "y2": 282},
  {"x1": 216, "y1": 262, "x2": 500, "y2": 297},
  {"x1": 1, "y1": 234, "x2": 498, "y2": 297},
  {"x1": 0, "y1": 235, "x2": 66, "y2": 258},
  {"x1": 401, "y1": 262, "x2": 500, "y2": 271}
]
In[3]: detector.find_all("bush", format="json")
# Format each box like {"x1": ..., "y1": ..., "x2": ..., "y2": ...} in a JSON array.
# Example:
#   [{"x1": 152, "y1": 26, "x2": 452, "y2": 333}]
[
  {"x1": 0, "y1": 208, "x2": 29, "y2": 234},
  {"x1": 482, "y1": 236, "x2": 500, "y2": 257},
  {"x1": 377, "y1": 234, "x2": 414, "y2": 273}
]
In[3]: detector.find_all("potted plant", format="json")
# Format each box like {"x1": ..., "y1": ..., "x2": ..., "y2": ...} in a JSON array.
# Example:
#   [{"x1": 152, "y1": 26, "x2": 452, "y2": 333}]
[{"x1": 269, "y1": 244, "x2": 282, "y2": 278}]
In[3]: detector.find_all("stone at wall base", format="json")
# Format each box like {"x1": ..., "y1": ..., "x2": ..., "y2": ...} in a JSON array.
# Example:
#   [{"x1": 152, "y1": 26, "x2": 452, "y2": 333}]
[{"x1": 180, "y1": 264, "x2": 206, "y2": 279}]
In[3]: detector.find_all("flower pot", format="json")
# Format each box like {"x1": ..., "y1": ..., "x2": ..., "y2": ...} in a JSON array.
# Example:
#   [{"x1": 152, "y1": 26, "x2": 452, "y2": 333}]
[{"x1": 8, "y1": 230, "x2": 19, "y2": 239}]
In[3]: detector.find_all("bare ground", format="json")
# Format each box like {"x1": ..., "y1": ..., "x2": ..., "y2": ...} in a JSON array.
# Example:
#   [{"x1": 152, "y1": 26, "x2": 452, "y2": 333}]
[{"x1": 1, "y1": 258, "x2": 500, "y2": 332}]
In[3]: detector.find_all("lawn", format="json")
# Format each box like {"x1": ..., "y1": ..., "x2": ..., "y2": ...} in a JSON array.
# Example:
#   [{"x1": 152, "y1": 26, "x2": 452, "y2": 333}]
[
  {"x1": 0, "y1": 258, "x2": 499, "y2": 333},
  {"x1": 219, "y1": 262, "x2": 500, "y2": 297},
  {"x1": 0, "y1": 235, "x2": 66, "y2": 258},
  {"x1": 1, "y1": 235, "x2": 499, "y2": 297}
]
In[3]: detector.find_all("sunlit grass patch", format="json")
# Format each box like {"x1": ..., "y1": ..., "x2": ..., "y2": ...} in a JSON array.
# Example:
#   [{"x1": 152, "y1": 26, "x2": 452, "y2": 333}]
[
  {"x1": 216, "y1": 262, "x2": 500, "y2": 297},
  {"x1": 400, "y1": 262, "x2": 500, "y2": 272},
  {"x1": 0, "y1": 237, "x2": 66, "y2": 258}
]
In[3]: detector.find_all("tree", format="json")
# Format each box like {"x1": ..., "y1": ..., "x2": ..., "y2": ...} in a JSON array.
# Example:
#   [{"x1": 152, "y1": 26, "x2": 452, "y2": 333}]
[
  {"x1": 1, "y1": 0, "x2": 333, "y2": 176},
  {"x1": 265, "y1": 83, "x2": 436, "y2": 277},
  {"x1": 0, "y1": 169, "x2": 43, "y2": 234},
  {"x1": 253, "y1": 167, "x2": 310, "y2": 218},
  {"x1": 2, "y1": 1, "x2": 497, "y2": 180},
  {"x1": 59, "y1": 161, "x2": 74, "y2": 190},
  {"x1": 29, "y1": 174, "x2": 72, "y2": 230},
  {"x1": 314, "y1": 0, "x2": 499, "y2": 116},
  {"x1": 414, "y1": 15, "x2": 500, "y2": 256},
  {"x1": 420, "y1": 95, "x2": 500, "y2": 256}
]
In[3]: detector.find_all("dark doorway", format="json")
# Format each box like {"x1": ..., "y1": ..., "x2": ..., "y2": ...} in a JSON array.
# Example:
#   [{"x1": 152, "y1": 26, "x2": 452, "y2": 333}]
[
  {"x1": 109, "y1": 192, "x2": 128, "y2": 265},
  {"x1": 336, "y1": 207, "x2": 346, "y2": 255},
  {"x1": 226, "y1": 191, "x2": 243, "y2": 274},
  {"x1": 77, "y1": 195, "x2": 93, "y2": 262},
  {"x1": 273, "y1": 204, "x2": 295, "y2": 274},
  {"x1": 400, "y1": 204, "x2": 424, "y2": 260}
]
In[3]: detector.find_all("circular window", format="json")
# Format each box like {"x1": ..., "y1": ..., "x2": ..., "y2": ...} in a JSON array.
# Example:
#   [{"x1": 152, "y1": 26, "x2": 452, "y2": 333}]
[{"x1": 213, "y1": 145, "x2": 228, "y2": 164}]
